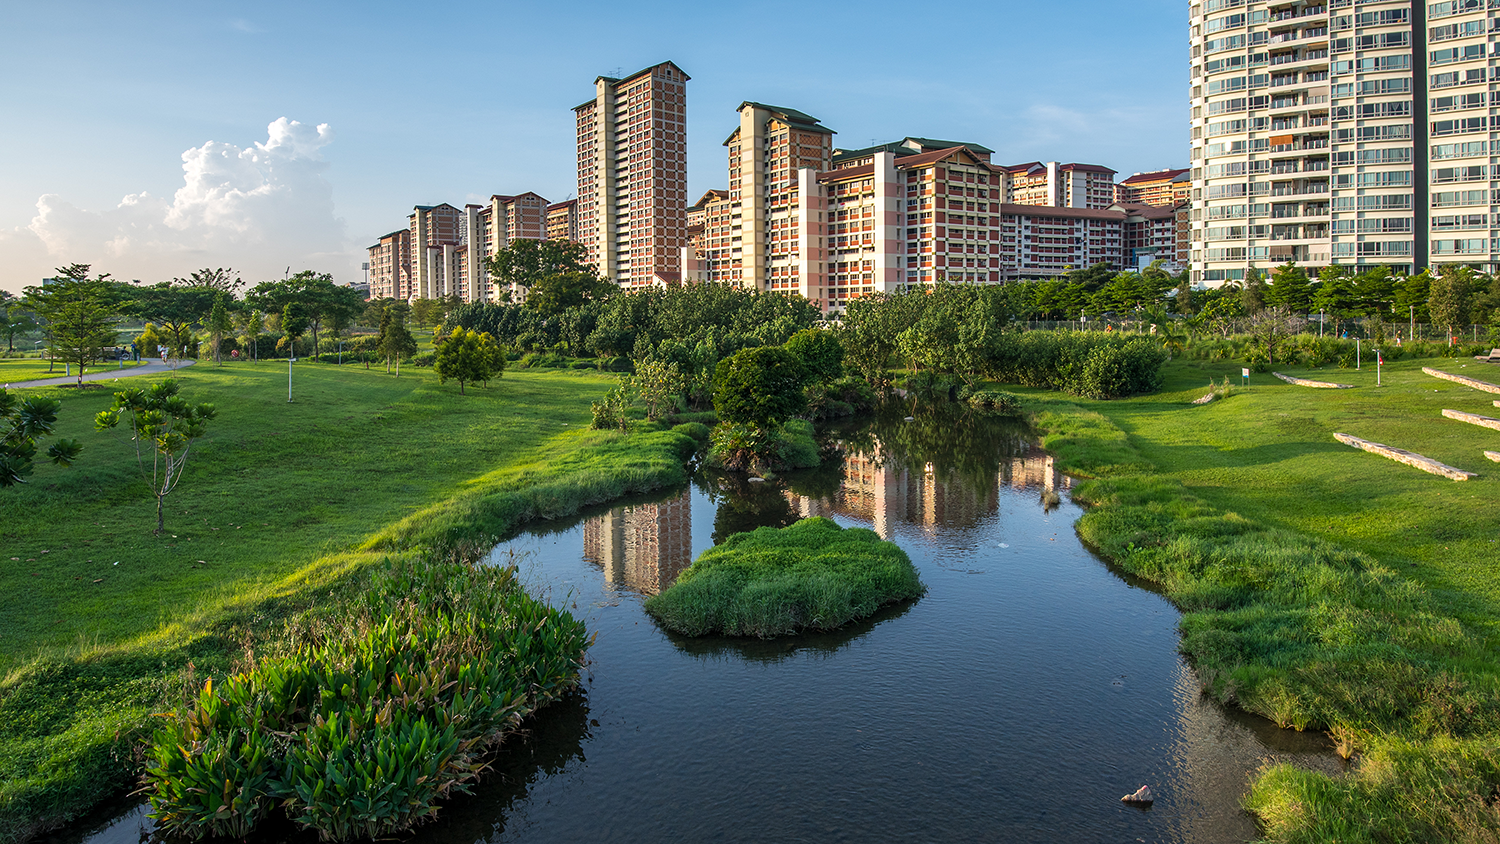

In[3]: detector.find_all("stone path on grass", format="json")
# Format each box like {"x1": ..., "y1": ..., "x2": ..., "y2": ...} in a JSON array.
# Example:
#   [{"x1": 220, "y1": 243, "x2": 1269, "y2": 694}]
[
  {"x1": 1334, "y1": 432, "x2": 1476, "y2": 481},
  {"x1": 1423, "y1": 366, "x2": 1500, "y2": 394},
  {"x1": 2, "y1": 359, "x2": 195, "y2": 390},
  {"x1": 1273, "y1": 372, "x2": 1354, "y2": 389}
]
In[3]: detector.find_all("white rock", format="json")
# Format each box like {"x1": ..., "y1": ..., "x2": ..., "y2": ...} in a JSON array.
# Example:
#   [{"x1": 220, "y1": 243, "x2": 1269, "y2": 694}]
[{"x1": 1121, "y1": 785, "x2": 1153, "y2": 804}]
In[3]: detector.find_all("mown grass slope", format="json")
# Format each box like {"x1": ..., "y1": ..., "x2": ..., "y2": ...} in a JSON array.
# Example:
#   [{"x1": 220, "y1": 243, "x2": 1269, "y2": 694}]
[
  {"x1": 0, "y1": 361, "x2": 691, "y2": 843},
  {"x1": 1021, "y1": 356, "x2": 1500, "y2": 843}
]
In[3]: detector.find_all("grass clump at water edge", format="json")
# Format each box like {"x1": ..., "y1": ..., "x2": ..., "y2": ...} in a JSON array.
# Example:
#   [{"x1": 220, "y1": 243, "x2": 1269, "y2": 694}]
[{"x1": 644, "y1": 517, "x2": 924, "y2": 638}]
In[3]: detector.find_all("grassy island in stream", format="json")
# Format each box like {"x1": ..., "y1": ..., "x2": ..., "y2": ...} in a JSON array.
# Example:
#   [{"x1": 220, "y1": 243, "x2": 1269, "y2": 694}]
[
  {"x1": 0, "y1": 363, "x2": 694, "y2": 844},
  {"x1": 644, "y1": 517, "x2": 924, "y2": 638},
  {"x1": 1017, "y1": 356, "x2": 1500, "y2": 844}
]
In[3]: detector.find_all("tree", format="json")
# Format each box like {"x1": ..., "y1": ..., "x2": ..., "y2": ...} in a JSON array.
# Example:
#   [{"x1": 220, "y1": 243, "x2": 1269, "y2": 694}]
[
  {"x1": 376, "y1": 304, "x2": 418, "y2": 375},
  {"x1": 784, "y1": 328, "x2": 844, "y2": 384},
  {"x1": 1, "y1": 388, "x2": 82, "y2": 487},
  {"x1": 94, "y1": 380, "x2": 215, "y2": 534},
  {"x1": 1171, "y1": 274, "x2": 1196, "y2": 316},
  {"x1": 281, "y1": 302, "x2": 309, "y2": 357},
  {"x1": 526, "y1": 270, "x2": 615, "y2": 318},
  {"x1": 410, "y1": 298, "x2": 442, "y2": 328},
  {"x1": 1248, "y1": 306, "x2": 1299, "y2": 365},
  {"x1": 1312, "y1": 267, "x2": 1360, "y2": 336},
  {"x1": 631, "y1": 359, "x2": 687, "y2": 421},
  {"x1": 174, "y1": 268, "x2": 244, "y2": 295},
  {"x1": 486, "y1": 239, "x2": 594, "y2": 296},
  {"x1": 1240, "y1": 267, "x2": 1266, "y2": 315},
  {"x1": 236, "y1": 309, "x2": 265, "y2": 362},
  {"x1": 433, "y1": 327, "x2": 505, "y2": 394},
  {"x1": 126, "y1": 282, "x2": 218, "y2": 358},
  {"x1": 1265, "y1": 261, "x2": 1313, "y2": 313},
  {"x1": 24, "y1": 264, "x2": 123, "y2": 387},
  {"x1": 1396, "y1": 270, "x2": 1432, "y2": 328},
  {"x1": 322, "y1": 289, "x2": 366, "y2": 360},
  {"x1": 206, "y1": 293, "x2": 233, "y2": 366},
  {"x1": 1, "y1": 293, "x2": 37, "y2": 353},
  {"x1": 245, "y1": 272, "x2": 361, "y2": 357},
  {"x1": 1429, "y1": 265, "x2": 1475, "y2": 344},
  {"x1": 713, "y1": 346, "x2": 808, "y2": 429}
]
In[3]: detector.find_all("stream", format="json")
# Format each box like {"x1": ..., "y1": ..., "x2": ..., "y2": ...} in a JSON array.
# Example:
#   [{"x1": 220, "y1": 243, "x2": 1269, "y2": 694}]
[{"x1": 50, "y1": 403, "x2": 1337, "y2": 844}]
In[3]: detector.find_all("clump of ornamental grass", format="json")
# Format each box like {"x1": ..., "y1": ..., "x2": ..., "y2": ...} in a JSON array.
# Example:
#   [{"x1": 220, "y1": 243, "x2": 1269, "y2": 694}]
[
  {"x1": 142, "y1": 554, "x2": 589, "y2": 842},
  {"x1": 644, "y1": 517, "x2": 924, "y2": 638}
]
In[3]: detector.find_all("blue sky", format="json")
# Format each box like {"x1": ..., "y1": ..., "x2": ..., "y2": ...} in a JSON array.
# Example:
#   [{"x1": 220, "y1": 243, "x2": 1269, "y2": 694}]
[{"x1": 0, "y1": 0, "x2": 1187, "y2": 294}]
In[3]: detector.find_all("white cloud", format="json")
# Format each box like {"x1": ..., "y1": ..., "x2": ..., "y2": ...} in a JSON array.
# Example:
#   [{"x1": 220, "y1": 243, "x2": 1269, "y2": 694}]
[{"x1": 2, "y1": 118, "x2": 355, "y2": 292}]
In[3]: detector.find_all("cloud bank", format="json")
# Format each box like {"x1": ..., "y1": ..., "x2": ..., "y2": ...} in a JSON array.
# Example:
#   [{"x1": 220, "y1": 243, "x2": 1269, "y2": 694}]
[{"x1": 2, "y1": 118, "x2": 355, "y2": 292}]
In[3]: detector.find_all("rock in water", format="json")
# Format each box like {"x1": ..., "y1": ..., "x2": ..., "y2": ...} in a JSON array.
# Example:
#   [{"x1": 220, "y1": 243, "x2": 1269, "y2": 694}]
[{"x1": 1121, "y1": 785, "x2": 1153, "y2": 804}]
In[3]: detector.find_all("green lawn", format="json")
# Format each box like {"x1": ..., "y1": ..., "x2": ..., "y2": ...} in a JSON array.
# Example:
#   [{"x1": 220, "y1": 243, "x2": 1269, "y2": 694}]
[
  {"x1": 0, "y1": 359, "x2": 143, "y2": 385},
  {"x1": 0, "y1": 361, "x2": 622, "y2": 674},
  {"x1": 1071, "y1": 357, "x2": 1500, "y2": 645},
  {"x1": 1022, "y1": 355, "x2": 1500, "y2": 843},
  {"x1": 0, "y1": 359, "x2": 697, "y2": 843}
]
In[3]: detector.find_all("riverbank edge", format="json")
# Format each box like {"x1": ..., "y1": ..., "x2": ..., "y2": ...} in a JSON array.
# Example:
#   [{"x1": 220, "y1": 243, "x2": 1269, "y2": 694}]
[
  {"x1": 0, "y1": 424, "x2": 697, "y2": 844},
  {"x1": 1025, "y1": 398, "x2": 1500, "y2": 843}
]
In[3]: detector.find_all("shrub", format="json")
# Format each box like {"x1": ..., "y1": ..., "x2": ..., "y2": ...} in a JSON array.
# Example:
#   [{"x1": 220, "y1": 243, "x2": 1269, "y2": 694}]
[
  {"x1": 671, "y1": 421, "x2": 712, "y2": 444},
  {"x1": 143, "y1": 556, "x2": 588, "y2": 842},
  {"x1": 706, "y1": 419, "x2": 819, "y2": 474},
  {"x1": 966, "y1": 390, "x2": 1021, "y2": 415},
  {"x1": 984, "y1": 332, "x2": 1167, "y2": 399},
  {"x1": 713, "y1": 346, "x2": 808, "y2": 428},
  {"x1": 643, "y1": 517, "x2": 925, "y2": 637},
  {"x1": 784, "y1": 328, "x2": 844, "y2": 384}
]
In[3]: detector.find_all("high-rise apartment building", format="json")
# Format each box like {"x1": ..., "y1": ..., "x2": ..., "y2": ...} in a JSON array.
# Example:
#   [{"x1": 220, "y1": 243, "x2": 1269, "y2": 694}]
[
  {"x1": 546, "y1": 199, "x2": 579, "y2": 242},
  {"x1": 574, "y1": 61, "x2": 689, "y2": 288},
  {"x1": 367, "y1": 229, "x2": 412, "y2": 300},
  {"x1": 1116, "y1": 168, "x2": 1193, "y2": 205},
  {"x1": 1190, "y1": 0, "x2": 1499, "y2": 284},
  {"x1": 1004, "y1": 162, "x2": 1119, "y2": 209},
  {"x1": 409, "y1": 203, "x2": 466, "y2": 300}
]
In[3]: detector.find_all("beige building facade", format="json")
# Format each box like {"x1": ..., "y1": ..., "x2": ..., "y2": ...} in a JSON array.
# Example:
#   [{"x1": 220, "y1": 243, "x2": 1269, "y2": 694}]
[
  {"x1": 1188, "y1": 0, "x2": 1500, "y2": 283},
  {"x1": 574, "y1": 61, "x2": 690, "y2": 288}
]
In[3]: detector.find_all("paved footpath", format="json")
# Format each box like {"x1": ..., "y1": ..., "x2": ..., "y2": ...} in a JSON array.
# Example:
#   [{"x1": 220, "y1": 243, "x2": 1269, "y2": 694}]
[{"x1": 3, "y1": 359, "x2": 197, "y2": 390}]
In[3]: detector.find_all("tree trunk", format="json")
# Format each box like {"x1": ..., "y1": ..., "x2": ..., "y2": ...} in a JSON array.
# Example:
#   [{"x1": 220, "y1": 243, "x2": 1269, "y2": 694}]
[{"x1": 155, "y1": 492, "x2": 165, "y2": 535}]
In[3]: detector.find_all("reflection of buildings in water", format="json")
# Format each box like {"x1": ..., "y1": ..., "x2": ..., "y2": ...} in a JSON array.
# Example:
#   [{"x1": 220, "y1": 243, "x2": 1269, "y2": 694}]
[
  {"x1": 786, "y1": 440, "x2": 1070, "y2": 539},
  {"x1": 1001, "y1": 451, "x2": 1073, "y2": 495},
  {"x1": 581, "y1": 490, "x2": 692, "y2": 594}
]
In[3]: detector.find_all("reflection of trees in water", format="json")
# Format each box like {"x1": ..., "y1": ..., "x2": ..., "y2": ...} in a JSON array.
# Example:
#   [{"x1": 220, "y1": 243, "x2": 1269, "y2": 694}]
[
  {"x1": 702, "y1": 470, "x2": 800, "y2": 544},
  {"x1": 662, "y1": 600, "x2": 915, "y2": 664},
  {"x1": 863, "y1": 400, "x2": 1035, "y2": 497},
  {"x1": 401, "y1": 691, "x2": 592, "y2": 844}
]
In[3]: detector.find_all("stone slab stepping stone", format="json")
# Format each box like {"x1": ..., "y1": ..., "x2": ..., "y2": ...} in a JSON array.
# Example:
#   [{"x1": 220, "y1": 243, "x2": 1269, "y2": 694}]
[
  {"x1": 1273, "y1": 372, "x2": 1354, "y2": 388},
  {"x1": 1443, "y1": 408, "x2": 1500, "y2": 432},
  {"x1": 1334, "y1": 432, "x2": 1476, "y2": 480},
  {"x1": 1486, "y1": 451, "x2": 1500, "y2": 463},
  {"x1": 1423, "y1": 367, "x2": 1500, "y2": 395}
]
